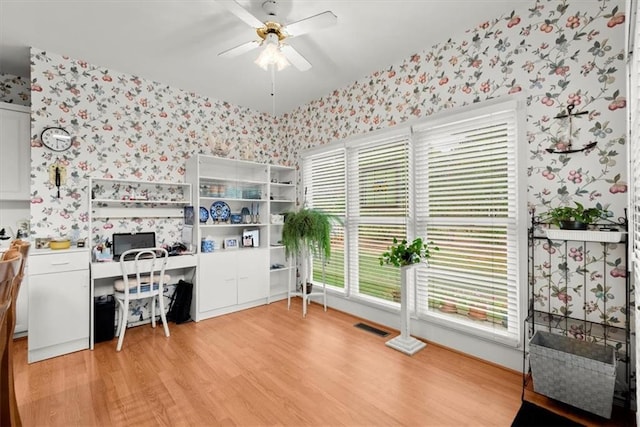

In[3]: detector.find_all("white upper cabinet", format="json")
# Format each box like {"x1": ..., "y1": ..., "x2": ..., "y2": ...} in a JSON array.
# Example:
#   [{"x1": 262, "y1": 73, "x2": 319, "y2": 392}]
[{"x1": 0, "y1": 102, "x2": 30, "y2": 200}]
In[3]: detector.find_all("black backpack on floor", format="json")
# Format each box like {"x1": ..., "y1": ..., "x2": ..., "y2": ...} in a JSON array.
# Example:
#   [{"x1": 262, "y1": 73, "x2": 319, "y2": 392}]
[{"x1": 167, "y1": 280, "x2": 193, "y2": 324}]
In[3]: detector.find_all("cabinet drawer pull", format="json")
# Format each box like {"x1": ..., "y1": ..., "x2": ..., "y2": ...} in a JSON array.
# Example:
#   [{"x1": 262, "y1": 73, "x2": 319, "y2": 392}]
[{"x1": 50, "y1": 261, "x2": 71, "y2": 266}]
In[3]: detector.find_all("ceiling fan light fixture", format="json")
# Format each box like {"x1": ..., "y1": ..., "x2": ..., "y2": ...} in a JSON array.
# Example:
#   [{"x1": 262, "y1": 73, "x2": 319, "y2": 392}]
[{"x1": 255, "y1": 33, "x2": 290, "y2": 71}]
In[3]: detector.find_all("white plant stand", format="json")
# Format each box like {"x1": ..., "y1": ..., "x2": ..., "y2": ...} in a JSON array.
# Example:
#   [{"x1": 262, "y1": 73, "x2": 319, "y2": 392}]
[
  {"x1": 287, "y1": 247, "x2": 327, "y2": 317},
  {"x1": 385, "y1": 263, "x2": 426, "y2": 355}
]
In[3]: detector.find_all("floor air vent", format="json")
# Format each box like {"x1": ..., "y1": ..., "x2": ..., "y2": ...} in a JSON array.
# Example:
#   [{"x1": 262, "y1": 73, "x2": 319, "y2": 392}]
[{"x1": 354, "y1": 322, "x2": 390, "y2": 337}]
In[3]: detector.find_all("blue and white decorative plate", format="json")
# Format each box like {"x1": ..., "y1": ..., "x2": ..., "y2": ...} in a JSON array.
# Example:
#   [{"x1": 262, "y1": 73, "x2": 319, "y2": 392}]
[
  {"x1": 199, "y1": 206, "x2": 209, "y2": 223},
  {"x1": 210, "y1": 201, "x2": 231, "y2": 222}
]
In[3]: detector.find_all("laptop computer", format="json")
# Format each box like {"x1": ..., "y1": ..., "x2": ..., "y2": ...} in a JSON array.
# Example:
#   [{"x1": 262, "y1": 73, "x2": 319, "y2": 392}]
[{"x1": 112, "y1": 232, "x2": 156, "y2": 261}]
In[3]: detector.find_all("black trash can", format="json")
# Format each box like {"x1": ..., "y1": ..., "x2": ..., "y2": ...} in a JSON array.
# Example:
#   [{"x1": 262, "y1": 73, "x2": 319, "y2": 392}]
[{"x1": 94, "y1": 295, "x2": 116, "y2": 343}]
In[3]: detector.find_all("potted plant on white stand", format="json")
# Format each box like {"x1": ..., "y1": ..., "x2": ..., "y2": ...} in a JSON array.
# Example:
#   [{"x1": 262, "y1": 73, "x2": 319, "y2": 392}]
[
  {"x1": 282, "y1": 208, "x2": 336, "y2": 317},
  {"x1": 379, "y1": 237, "x2": 437, "y2": 355},
  {"x1": 542, "y1": 202, "x2": 605, "y2": 230}
]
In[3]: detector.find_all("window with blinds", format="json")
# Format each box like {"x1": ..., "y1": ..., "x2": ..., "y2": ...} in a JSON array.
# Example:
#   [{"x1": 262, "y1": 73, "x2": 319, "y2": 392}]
[
  {"x1": 413, "y1": 105, "x2": 522, "y2": 344},
  {"x1": 301, "y1": 99, "x2": 524, "y2": 344},
  {"x1": 303, "y1": 148, "x2": 346, "y2": 289},
  {"x1": 346, "y1": 136, "x2": 410, "y2": 304}
]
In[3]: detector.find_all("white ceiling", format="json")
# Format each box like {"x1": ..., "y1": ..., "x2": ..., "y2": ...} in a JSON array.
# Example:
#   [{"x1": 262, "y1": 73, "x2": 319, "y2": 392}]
[{"x1": 0, "y1": 0, "x2": 527, "y2": 115}]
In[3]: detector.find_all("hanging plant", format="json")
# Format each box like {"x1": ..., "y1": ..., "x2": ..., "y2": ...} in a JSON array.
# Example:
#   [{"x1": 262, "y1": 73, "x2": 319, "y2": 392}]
[{"x1": 281, "y1": 208, "x2": 338, "y2": 260}]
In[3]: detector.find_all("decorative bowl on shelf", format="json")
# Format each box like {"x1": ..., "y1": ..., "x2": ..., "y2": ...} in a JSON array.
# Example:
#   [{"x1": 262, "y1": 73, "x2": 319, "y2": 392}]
[
  {"x1": 230, "y1": 214, "x2": 242, "y2": 224},
  {"x1": 242, "y1": 188, "x2": 261, "y2": 199},
  {"x1": 50, "y1": 239, "x2": 71, "y2": 250}
]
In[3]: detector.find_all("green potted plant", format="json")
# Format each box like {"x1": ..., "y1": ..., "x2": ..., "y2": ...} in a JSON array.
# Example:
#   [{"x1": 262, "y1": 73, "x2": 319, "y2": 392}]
[
  {"x1": 543, "y1": 202, "x2": 606, "y2": 230},
  {"x1": 281, "y1": 208, "x2": 334, "y2": 261},
  {"x1": 378, "y1": 236, "x2": 437, "y2": 355},
  {"x1": 281, "y1": 208, "x2": 337, "y2": 309},
  {"x1": 379, "y1": 237, "x2": 436, "y2": 267}
]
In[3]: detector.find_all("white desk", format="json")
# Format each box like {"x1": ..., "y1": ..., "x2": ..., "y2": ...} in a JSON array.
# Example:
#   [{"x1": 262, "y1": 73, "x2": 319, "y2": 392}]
[{"x1": 89, "y1": 254, "x2": 197, "y2": 349}]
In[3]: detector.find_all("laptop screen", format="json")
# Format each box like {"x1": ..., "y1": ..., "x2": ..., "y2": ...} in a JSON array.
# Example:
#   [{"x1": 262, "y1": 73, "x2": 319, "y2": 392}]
[{"x1": 112, "y1": 232, "x2": 156, "y2": 259}]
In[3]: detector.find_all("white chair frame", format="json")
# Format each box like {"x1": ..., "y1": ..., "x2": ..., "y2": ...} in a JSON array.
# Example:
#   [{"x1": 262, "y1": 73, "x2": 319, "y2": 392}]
[{"x1": 114, "y1": 247, "x2": 170, "y2": 351}]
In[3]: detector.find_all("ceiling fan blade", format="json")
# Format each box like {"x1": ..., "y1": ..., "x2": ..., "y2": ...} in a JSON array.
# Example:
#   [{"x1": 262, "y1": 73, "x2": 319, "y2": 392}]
[
  {"x1": 281, "y1": 44, "x2": 311, "y2": 71},
  {"x1": 284, "y1": 11, "x2": 337, "y2": 37},
  {"x1": 219, "y1": 40, "x2": 260, "y2": 57},
  {"x1": 217, "y1": 0, "x2": 264, "y2": 28}
]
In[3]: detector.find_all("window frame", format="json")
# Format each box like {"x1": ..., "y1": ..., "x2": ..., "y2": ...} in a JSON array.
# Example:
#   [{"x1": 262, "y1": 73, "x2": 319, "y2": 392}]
[
  {"x1": 301, "y1": 96, "x2": 527, "y2": 346},
  {"x1": 412, "y1": 99, "x2": 527, "y2": 347}
]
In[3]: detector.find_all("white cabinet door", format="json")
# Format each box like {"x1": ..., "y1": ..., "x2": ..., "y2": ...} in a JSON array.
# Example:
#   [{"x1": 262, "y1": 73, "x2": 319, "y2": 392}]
[
  {"x1": 198, "y1": 251, "x2": 237, "y2": 312},
  {"x1": 28, "y1": 266, "x2": 90, "y2": 363},
  {"x1": 198, "y1": 249, "x2": 269, "y2": 314},
  {"x1": 0, "y1": 103, "x2": 30, "y2": 200},
  {"x1": 237, "y1": 249, "x2": 268, "y2": 304}
]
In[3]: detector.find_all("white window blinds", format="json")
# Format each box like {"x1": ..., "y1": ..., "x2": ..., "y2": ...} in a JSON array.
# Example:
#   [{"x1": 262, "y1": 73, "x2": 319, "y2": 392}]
[
  {"x1": 300, "y1": 99, "x2": 524, "y2": 344},
  {"x1": 303, "y1": 148, "x2": 346, "y2": 216},
  {"x1": 303, "y1": 148, "x2": 346, "y2": 289},
  {"x1": 347, "y1": 134, "x2": 410, "y2": 303},
  {"x1": 413, "y1": 106, "x2": 521, "y2": 344}
]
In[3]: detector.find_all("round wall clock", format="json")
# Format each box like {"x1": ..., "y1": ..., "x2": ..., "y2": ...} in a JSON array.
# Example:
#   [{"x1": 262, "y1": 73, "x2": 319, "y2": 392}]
[{"x1": 41, "y1": 127, "x2": 72, "y2": 151}]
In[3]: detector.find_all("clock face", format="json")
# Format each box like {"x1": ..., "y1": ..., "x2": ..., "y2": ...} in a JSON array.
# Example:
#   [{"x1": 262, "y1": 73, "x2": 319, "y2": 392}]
[{"x1": 41, "y1": 127, "x2": 72, "y2": 152}]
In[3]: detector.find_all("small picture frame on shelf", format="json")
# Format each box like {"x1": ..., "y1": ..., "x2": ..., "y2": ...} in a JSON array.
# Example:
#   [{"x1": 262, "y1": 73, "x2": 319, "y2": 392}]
[
  {"x1": 242, "y1": 229, "x2": 260, "y2": 247},
  {"x1": 183, "y1": 206, "x2": 194, "y2": 226},
  {"x1": 223, "y1": 238, "x2": 238, "y2": 249},
  {"x1": 35, "y1": 237, "x2": 51, "y2": 249}
]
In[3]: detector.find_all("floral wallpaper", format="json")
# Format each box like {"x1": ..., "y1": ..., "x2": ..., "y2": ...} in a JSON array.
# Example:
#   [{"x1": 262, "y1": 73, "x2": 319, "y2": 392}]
[
  {"x1": 282, "y1": 0, "x2": 628, "y2": 223},
  {"x1": 0, "y1": 0, "x2": 631, "y2": 382},
  {"x1": 27, "y1": 49, "x2": 288, "y2": 246},
  {"x1": 0, "y1": 73, "x2": 30, "y2": 106},
  {"x1": 277, "y1": 0, "x2": 630, "y2": 399},
  {"x1": 282, "y1": 2, "x2": 628, "y2": 305}
]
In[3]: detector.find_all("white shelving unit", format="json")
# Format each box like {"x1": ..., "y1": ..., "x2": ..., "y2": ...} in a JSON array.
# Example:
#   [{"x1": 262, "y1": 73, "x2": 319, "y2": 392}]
[
  {"x1": 89, "y1": 178, "x2": 191, "y2": 224},
  {"x1": 185, "y1": 155, "x2": 271, "y2": 321},
  {"x1": 87, "y1": 177, "x2": 194, "y2": 347},
  {"x1": 89, "y1": 177, "x2": 192, "y2": 251},
  {"x1": 267, "y1": 165, "x2": 296, "y2": 303},
  {"x1": 527, "y1": 217, "x2": 632, "y2": 413}
]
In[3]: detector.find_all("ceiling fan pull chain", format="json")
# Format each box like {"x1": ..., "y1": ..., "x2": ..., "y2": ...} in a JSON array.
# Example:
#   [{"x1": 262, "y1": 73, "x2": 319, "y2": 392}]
[{"x1": 271, "y1": 65, "x2": 276, "y2": 116}]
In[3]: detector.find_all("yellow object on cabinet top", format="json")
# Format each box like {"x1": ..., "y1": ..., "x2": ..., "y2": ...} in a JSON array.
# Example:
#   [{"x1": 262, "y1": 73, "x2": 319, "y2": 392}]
[{"x1": 50, "y1": 239, "x2": 71, "y2": 250}]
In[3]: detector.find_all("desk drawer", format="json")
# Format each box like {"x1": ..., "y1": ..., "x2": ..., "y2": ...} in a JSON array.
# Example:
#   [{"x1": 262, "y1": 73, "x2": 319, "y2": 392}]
[{"x1": 30, "y1": 251, "x2": 88, "y2": 274}]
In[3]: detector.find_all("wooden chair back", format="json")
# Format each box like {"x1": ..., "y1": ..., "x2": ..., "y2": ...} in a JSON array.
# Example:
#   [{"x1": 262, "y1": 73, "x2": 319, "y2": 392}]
[
  {"x1": 0, "y1": 252, "x2": 20, "y2": 325},
  {"x1": 0, "y1": 252, "x2": 22, "y2": 426},
  {"x1": 1, "y1": 240, "x2": 30, "y2": 427}
]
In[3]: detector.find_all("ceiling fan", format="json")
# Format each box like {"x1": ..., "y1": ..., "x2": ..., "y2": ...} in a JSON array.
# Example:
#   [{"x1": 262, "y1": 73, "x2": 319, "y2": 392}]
[{"x1": 217, "y1": 0, "x2": 337, "y2": 71}]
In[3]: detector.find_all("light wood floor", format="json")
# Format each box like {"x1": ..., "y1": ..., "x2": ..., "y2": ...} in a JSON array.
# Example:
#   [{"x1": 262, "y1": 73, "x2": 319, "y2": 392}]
[{"x1": 12, "y1": 299, "x2": 635, "y2": 426}]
